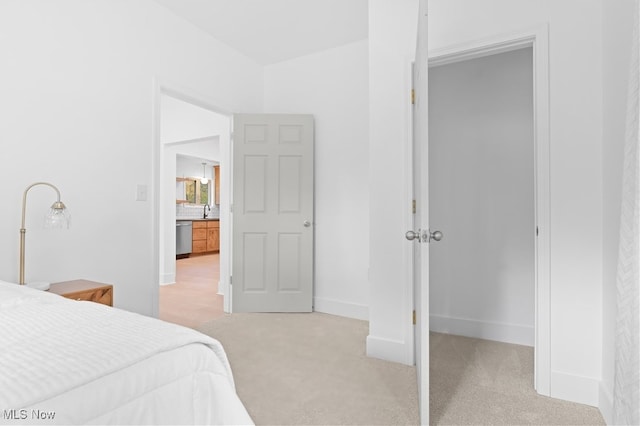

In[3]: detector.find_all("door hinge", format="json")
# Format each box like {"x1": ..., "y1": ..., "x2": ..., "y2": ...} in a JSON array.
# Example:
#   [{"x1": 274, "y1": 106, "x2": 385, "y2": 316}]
[
  {"x1": 536, "y1": 226, "x2": 539, "y2": 236},
  {"x1": 412, "y1": 199, "x2": 416, "y2": 214},
  {"x1": 229, "y1": 276, "x2": 232, "y2": 284},
  {"x1": 230, "y1": 204, "x2": 233, "y2": 213},
  {"x1": 411, "y1": 89, "x2": 415, "y2": 105},
  {"x1": 413, "y1": 310, "x2": 416, "y2": 325}
]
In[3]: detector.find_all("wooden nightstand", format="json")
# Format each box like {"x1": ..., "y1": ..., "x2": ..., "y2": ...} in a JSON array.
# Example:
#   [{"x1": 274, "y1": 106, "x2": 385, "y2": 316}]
[{"x1": 49, "y1": 280, "x2": 113, "y2": 307}]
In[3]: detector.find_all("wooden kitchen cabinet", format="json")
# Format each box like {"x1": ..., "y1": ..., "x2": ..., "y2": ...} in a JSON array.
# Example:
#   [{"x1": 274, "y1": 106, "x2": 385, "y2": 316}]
[
  {"x1": 214, "y1": 165, "x2": 220, "y2": 205},
  {"x1": 207, "y1": 221, "x2": 220, "y2": 252},
  {"x1": 192, "y1": 220, "x2": 219, "y2": 254},
  {"x1": 192, "y1": 221, "x2": 208, "y2": 254}
]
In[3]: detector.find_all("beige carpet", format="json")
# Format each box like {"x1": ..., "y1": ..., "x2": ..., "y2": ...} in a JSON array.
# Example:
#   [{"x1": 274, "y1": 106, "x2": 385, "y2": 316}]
[
  {"x1": 197, "y1": 312, "x2": 419, "y2": 425},
  {"x1": 197, "y1": 313, "x2": 605, "y2": 425},
  {"x1": 430, "y1": 332, "x2": 605, "y2": 425}
]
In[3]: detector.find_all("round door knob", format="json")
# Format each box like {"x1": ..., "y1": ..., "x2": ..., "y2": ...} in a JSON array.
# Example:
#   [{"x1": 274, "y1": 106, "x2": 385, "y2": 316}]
[
  {"x1": 303, "y1": 221, "x2": 311, "y2": 227},
  {"x1": 430, "y1": 230, "x2": 443, "y2": 242},
  {"x1": 405, "y1": 230, "x2": 420, "y2": 241}
]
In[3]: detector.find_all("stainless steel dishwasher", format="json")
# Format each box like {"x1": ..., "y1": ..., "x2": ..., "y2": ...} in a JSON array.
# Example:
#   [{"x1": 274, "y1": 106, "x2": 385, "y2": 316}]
[{"x1": 176, "y1": 221, "x2": 192, "y2": 257}]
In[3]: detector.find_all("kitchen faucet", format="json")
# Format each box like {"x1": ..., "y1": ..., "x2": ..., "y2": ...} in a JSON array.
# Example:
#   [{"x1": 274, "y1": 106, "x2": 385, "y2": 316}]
[{"x1": 203, "y1": 204, "x2": 210, "y2": 219}]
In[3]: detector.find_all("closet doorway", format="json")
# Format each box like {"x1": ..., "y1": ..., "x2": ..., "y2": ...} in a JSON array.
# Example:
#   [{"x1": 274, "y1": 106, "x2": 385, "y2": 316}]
[
  {"x1": 429, "y1": 47, "x2": 535, "y2": 347},
  {"x1": 428, "y1": 46, "x2": 540, "y2": 419}
]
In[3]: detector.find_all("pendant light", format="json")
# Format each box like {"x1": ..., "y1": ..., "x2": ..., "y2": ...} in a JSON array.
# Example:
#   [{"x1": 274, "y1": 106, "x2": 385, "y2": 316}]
[{"x1": 200, "y1": 162, "x2": 208, "y2": 184}]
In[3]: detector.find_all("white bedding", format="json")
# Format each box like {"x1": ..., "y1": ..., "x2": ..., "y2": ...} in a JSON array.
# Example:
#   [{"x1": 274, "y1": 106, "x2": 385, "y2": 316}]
[{"x1": 0, "y1": 282, "x2": 253, "y2": 425}]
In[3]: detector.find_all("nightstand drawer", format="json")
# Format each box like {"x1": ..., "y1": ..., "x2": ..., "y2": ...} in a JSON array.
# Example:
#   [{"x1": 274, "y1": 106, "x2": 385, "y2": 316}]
[
  {"x1": 50, "y1": 280, "x2": 113, "y2": 307},
  {"x1": 68, "y1": 287, "x2": 113, "y2": 305}
]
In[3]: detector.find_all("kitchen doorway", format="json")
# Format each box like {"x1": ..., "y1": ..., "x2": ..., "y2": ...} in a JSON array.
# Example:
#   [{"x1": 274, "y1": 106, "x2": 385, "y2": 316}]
[{"x1": 156, "y1": 90, "x2": 232, "y2": 327}]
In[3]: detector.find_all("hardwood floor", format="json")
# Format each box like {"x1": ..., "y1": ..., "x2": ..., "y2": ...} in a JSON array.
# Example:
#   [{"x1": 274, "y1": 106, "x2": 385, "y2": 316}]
[{"x1": 159, "y1": 253, "x2": 225, "y2": 328}]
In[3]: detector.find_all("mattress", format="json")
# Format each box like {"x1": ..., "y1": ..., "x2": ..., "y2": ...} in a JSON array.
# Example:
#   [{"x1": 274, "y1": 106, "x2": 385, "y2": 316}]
[{"x1": 0, "y1": 281, "x2": 253, "y2": 425}]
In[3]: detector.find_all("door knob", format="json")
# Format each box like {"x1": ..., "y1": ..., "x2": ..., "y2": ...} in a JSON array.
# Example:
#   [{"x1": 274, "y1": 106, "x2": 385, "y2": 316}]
[
  {"x1": 303, "y1": 220, "x2": 311, "y2": 227},
  {"x1": 429, "y1": 230, "x2": 443, "y2": 242},
  {"x1": 405, "y1": 230, "x2": 421, "y2": 241}
]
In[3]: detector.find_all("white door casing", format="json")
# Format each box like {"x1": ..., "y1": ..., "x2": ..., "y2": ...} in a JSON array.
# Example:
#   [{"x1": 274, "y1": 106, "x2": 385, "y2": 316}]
[
  {"x1": 412, "y1": 1, "x2": 430, "y2": 423},
  {"x1": 232, "y1": 114, "x2": 314, "y2": 313}
]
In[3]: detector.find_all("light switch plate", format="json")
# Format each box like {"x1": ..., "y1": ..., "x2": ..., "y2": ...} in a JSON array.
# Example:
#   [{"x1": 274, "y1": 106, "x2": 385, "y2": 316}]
[{"x1": 136, "y1": 184, "x2": 147, "y2": 201}]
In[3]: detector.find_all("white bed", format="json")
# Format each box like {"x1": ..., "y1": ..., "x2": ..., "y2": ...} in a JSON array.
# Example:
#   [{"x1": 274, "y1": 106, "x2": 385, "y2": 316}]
[{"x1": 0, "y1": 281, "x2": 253, "y2": 425}]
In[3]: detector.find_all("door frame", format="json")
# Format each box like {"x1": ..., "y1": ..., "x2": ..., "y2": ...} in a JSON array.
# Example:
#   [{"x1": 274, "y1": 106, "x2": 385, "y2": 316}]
[
  {"x1": 151, "y1": 78, "x2": 234, "y2": 316},
  {"x1": 426, "y1": 25, "x2": 551, "y2": 395}
]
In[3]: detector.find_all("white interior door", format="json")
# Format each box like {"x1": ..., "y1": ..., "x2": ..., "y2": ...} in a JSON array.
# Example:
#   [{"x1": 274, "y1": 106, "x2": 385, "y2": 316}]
[
  {"x1": 232, "y1": 114, "x2": 314, "y2": 312},
  {"x1": 409, "y1": 1, "x2": 432, "y2": 423}
]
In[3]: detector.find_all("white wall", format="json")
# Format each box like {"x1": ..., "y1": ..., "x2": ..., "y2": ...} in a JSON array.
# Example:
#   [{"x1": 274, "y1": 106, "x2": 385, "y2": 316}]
[
  {"x1": 429, "y1": 48, "x2": 535, "y2": 346},
  {"x1": 263, "y1": 40, "x2": 370, "y2": 320},
  {"x1": 601, "y1": 0, "x2": 636, "y2": 422},
  {"x1": 430, "y1": 0, "x2": 604, "y2": 406},
  {"x1": 0, "y1": 0, "x2": 262, "y2": 315},
  {"x1": 368, "y1": 0, "x2": 418, "y2": 364},
  {"x1": 162, "y1": 95, "x2": 225, "y2": 144},
  {"x1": 176, "y1": 154, "x2": 219, "y2": 177}
]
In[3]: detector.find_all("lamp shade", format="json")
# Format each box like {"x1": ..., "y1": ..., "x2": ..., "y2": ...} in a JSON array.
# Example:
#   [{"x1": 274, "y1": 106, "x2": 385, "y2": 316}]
[{"x1": 44, "y1": 201, "x2": 70, "y2": 229}]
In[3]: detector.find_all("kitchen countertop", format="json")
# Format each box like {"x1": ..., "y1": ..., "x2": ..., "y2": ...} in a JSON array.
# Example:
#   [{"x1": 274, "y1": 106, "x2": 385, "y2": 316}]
[{"x1": 176, "y1": 218, "x2": 219, "y2": 221}]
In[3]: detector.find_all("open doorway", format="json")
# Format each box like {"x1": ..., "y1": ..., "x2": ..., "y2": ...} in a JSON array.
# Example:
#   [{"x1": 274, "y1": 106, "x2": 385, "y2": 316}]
[
  {"x1": 429, "y1": 47, "x2": 535, "y2": 346},
  {"x1": 157, "y1": 92, "x2": 231, "y2": 328},
  {"x1": 428, "y1": 46, "x2": 539, "y2": 421}
]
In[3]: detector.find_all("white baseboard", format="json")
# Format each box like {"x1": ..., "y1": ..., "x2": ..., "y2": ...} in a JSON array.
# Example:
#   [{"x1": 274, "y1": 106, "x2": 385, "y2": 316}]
[
  {"x1": 598, "y1": 382, "x2": 614, "y2": 425},
  {"x1": 160, "y1": 273, "x2": 175, "y2": 286},
  {"x1": 550, "y1": 371, "x2": 599, "y2": 407},
  {"x1": 366, "y1": 334, "x2": 413, "y2": 365},
  {"x1": 429, "y1": 314, "x2": 534, "y2": 346},
  {"x1": 314, "y1": 297, "x2": 368, "y2": 321}
]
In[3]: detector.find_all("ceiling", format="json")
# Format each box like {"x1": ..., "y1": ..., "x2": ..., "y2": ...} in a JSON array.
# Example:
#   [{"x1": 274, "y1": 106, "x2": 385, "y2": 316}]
[{"x1": 153, "y1": 0, "x2": 368, "y2": 65}]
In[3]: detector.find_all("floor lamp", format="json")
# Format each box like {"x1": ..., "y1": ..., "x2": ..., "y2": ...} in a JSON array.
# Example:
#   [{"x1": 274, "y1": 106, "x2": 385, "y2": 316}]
[{"x1": 20, "y1": 182, "x2": 70, "y2": 290}]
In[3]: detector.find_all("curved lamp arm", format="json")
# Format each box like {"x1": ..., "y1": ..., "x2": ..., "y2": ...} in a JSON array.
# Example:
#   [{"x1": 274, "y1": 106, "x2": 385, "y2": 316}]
[{"x1": 19, "y1": 182, "x2": 68, "y2": 285}]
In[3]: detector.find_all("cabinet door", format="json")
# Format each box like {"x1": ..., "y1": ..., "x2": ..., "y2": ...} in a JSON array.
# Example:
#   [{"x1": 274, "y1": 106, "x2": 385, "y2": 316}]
[
  {"x1": 193, "y1": 228, "x2": 207, "y2": 241},
  {"x1": 213, "y1": 228, "x2": 220, "y2": 251},
  {"x1": 193, "y1": 223, "x2": 207, "y2": 253},
  {"x1": 207, "y1": 228, "x2": 220, "y2": 252},
  {"x1": 214, "y1": 165, "x2": 220, "y2": 205},
  {"x1": 193, "y1": 240, "x2": 207, "y2": 253}
]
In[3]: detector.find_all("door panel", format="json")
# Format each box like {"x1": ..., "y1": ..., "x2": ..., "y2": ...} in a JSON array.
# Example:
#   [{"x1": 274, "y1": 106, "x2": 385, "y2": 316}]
[
  {"x1": 232, "y1": 114, "x2": 314, "y2": 312},
  {"x1": 412, "y1": 0, "x2": 430, "y2": 423},
  {"x1": 278, "y1": 233, "x2": 302, "y2": 291},
  {"x1": 279, "y1": 156, "x2": 302, "y2": 212},
  {"x1": 243, "y1": 233, "x2": 268, "y2": 292},
  {"x1": 243, "y1": 156, "x2": 267, "y2": 213}
]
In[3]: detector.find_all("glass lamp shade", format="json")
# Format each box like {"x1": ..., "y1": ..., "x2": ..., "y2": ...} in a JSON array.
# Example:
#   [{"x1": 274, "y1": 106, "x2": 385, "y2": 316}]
[{"x1": 44, "y1": 202, "x2": 70, "y2": 229}]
